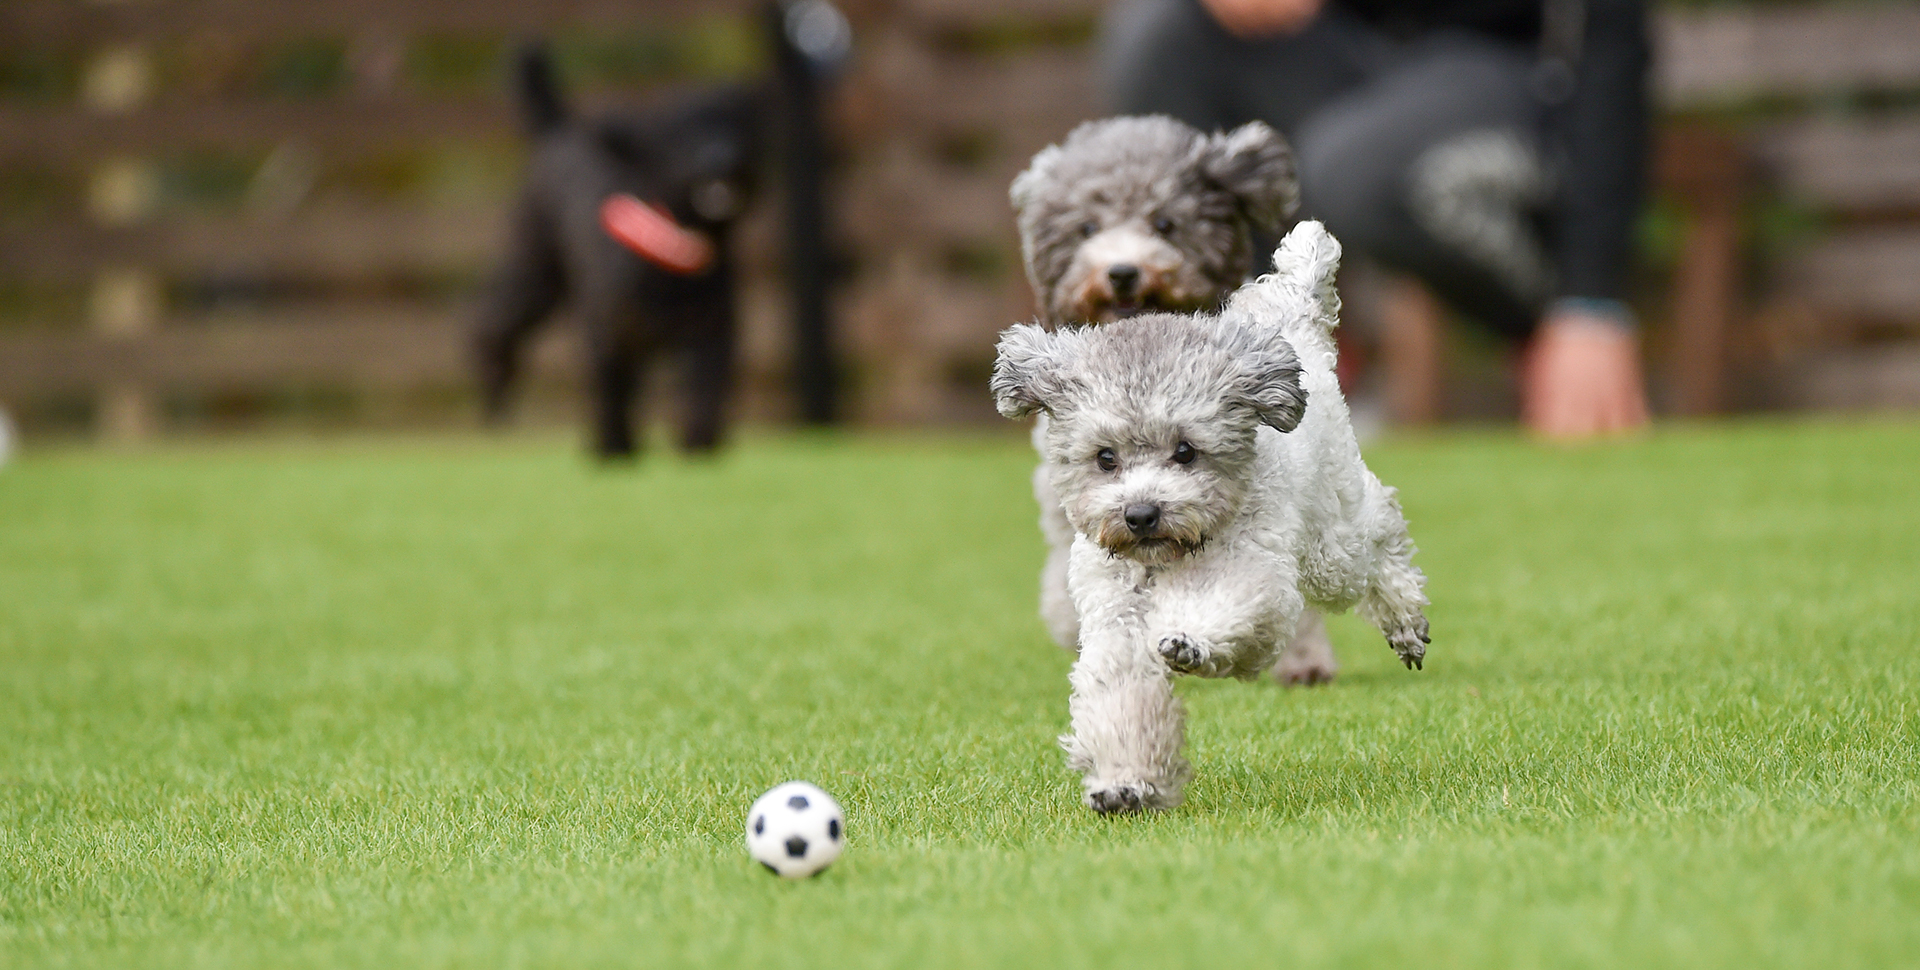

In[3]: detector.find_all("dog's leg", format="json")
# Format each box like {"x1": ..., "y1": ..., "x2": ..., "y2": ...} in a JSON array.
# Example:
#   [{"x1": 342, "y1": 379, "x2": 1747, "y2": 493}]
[
  {"x1": 1148, "y1": 546, "x2": 1299, "y2": 679},
  {"x1": 1064, "y1": 631, "x2": 1191, "y2": 813},
  {"x1": 1357, "y1": 484, "x2": 1431, "y2": 670},
  {"x1": 1360, "y1": 564, "x2": 1429, "y2": 670},
  {"x1": 1033, "y1": 454, "x2": 1079, "y2": 650},
  {"x1": 473, "y1": 199, "x2": 564, "y2": 423},
  {"x1": 586, "y1": 326, "x2": 644, "y2": 459},
  {"x1": 1062, "y1": 549, "x2": 1191, "y2": 813},
  {"x1": 1272, "y1": 608, "x2": 1339, "y2": 686},
  {"x1": 676, "y1": 295, "x2": 735, "y2": 454}
]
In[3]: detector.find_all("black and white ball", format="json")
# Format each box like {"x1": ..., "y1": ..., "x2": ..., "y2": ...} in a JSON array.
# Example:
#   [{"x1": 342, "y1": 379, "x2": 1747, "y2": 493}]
[{"x1": 745, "y1": 781, "x2": 844, "y2": 878}]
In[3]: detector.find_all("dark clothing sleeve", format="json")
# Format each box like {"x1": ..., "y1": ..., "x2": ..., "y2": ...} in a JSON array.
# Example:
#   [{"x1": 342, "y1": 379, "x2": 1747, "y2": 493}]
[{"x1": 1547, "y1": 0, "x2": 1650, "y2": 304}]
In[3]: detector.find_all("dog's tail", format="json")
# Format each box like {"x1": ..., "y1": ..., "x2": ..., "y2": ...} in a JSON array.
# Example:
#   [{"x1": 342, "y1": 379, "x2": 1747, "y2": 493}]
[
  {"x1": 512, "y1": 43, "x2": 567, "y2": 136},
  {"x1": 1227, "y1": 220, "x2": 1342, "y2": 360}
]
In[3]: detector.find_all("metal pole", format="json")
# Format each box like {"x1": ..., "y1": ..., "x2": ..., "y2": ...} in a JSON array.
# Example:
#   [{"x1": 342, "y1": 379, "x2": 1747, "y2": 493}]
[{"x1": 769, "y1": 0, "x2": 849, "y2": 425}]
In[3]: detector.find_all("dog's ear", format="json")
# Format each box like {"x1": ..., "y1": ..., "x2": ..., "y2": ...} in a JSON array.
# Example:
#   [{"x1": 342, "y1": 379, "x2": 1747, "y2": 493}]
[
  {"x1": 1229, "y1": 332, "x2": 1307, "y2": 432},
  {"x1": 1201, "y1": 122, "x2": 1299, "y2": 234},
  {"x1": 991, "y1": 323, "x2": 1071, "y2": 419},
  {"x1": 1009, "y1": 145, "x2": 1062, "y2": 217}
]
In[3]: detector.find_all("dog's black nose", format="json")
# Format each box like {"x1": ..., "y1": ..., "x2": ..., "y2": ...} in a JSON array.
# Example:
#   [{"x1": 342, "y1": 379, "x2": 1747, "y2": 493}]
[
  {"x1": 1107, "y1": 264, "x2": 1140, "y2": 296},
  {"x1": 1124, "y1": 503, "x2": 1161, "y2": 535}
]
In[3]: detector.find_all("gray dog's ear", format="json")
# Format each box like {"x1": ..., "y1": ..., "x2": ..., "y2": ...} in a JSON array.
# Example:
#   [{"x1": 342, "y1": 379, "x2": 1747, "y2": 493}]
[
  {"x1": 992, "y1": 323, "x2": 1070, "y2": 418},
  {"x1": 1009, "y1": 144, "x2": 1062, "y2": 217},
  {"x1": 1201, "y1": 121, "x2": 1299, "y2": 234},
  {"x1": 1230, "y1": 333, "x2": 1307, "y2": 432}
]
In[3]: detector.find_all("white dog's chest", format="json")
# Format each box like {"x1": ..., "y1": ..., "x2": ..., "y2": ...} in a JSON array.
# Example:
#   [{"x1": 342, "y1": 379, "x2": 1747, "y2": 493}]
[{"x1": 1071, "y1": 532, "x2": 1298, "y2": 626}]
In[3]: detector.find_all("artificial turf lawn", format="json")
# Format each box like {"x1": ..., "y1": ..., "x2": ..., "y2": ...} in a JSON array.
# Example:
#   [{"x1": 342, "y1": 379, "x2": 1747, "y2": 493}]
[{"x1": 2, "y1": 420, "x2": 1917, "y2": 969}]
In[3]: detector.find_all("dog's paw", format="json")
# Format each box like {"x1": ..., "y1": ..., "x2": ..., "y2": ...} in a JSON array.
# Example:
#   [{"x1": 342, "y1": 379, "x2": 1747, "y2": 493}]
[
  {"x1": 1158, "y1": 634, "x2": 1230, "y2": 677},
  {"x1": 1274, "y1": 625, "x2": 1338, "y2": 687},
  {"x1": 1275, "y1": 653, "x2": 1337, "y2": 686},
  {"x1": 1085, "y1": 783, "x2": 1151, "y2": 815},
  {"x1": 1387, "y1": 617, "x2": 1430, "y2": 670}
]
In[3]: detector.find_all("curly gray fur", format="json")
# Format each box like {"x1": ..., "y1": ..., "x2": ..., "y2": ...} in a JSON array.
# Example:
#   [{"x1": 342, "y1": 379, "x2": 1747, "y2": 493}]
[
  {"x1": 993, "y1": 223, "x2": 1430, "y2": 813},
  {"x1": 1010, "y1": 116, "x2": 1298, "y2": 326}
]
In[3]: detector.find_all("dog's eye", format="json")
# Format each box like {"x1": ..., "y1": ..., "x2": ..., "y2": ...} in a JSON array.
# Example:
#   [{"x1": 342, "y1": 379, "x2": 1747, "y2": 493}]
[
  {"x1": 1095, "y1": 448, "x2": 1118, "y2": 472},
  {"x1": 1079, "y1": 221, "x2": 1099, "y2": 238},
  {"x1": 1152, "y1": 216, "x2": 1175, "y2": 235},
  {"x1": 1172, "y1": 441, "x2": 1196, "y2": 464}
]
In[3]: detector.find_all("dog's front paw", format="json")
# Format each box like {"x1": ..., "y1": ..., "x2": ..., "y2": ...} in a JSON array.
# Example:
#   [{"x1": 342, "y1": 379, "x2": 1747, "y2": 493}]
[
  {"x1": 1387, "y1": 617, "x2": 1430, "y2": 670},
  {"x1": 1158, "y1": 634, "x2": 1230, "y2": 677}
]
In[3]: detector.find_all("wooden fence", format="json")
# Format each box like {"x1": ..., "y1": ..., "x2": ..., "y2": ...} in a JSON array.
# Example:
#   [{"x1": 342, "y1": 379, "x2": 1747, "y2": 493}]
[
  {"x1": 1656, "y1": 3, "x2": 1920, "y2": 414},
  {"x1": 3, "y1": 0, "x2": 1920, "y2": 441}
]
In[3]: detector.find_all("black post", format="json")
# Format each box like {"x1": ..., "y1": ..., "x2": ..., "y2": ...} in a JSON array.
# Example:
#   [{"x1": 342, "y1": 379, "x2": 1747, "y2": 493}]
[{"x1": 768, "y1": 1, "x2": 847, "y2": 426}]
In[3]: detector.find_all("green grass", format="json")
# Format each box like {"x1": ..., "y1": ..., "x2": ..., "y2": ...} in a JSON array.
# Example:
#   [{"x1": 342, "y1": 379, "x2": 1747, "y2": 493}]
[{"x1": 2, "y1": 421, "x2": 1918, "y2": 968}]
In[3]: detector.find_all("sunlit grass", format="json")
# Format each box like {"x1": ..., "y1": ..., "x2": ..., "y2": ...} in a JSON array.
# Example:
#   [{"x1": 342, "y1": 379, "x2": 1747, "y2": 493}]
[{"x1": 2, "y1": 421, "x2": 1917, "y2": 968}]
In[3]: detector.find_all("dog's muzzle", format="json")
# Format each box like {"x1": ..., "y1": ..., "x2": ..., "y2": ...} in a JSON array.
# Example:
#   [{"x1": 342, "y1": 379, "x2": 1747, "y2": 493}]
[
  {"x1": 1063, "y1": 229, "x2": 1198, "y2": 322},
  {"x1": 1094, "y1": 502, "x2": 1203, "y2": 563},
  {"x1": 1068, "y1": 265, "x2": 1204, "y2": 322}
]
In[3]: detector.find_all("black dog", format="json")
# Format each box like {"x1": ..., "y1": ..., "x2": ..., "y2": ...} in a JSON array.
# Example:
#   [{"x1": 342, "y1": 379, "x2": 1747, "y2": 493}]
[{"x1": 473, "y1": 46, "x2": 762, "y2": 457}]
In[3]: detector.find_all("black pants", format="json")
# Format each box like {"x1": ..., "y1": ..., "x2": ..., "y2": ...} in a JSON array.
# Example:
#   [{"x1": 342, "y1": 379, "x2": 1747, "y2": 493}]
[{"x1": 1101, "y1": 0, "x2": 1554, "y2": 338}]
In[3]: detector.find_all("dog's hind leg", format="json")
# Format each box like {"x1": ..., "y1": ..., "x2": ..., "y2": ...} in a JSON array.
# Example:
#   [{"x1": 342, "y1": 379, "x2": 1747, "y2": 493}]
[{"x1": 473, "y1": 199, "x2": 564, "y2": 423}]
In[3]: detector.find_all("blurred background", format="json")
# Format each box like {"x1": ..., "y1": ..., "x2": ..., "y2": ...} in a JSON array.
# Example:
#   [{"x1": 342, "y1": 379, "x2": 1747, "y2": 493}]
[{"x1": 2, "y1": 0, "x2": 1919, "y2": 445}]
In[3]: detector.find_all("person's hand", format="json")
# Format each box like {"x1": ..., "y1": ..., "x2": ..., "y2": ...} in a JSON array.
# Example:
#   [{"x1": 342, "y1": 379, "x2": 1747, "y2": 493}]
[
  {"x1": 1197, "y1": 0, "x2": 1325, "y2": 38},
  {"x1": 1521, "y1": 311, "x2": 1651, "y2": 440}
]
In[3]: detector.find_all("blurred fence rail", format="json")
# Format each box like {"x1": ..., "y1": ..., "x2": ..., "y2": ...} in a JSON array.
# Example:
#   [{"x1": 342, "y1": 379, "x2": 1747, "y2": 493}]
[
  {"x1": 1655, "y1": 2, "x2": 1920, "y2": 414},
  {"x1": 2, "y1": 0, "x2": 1920, "y2": 442}
]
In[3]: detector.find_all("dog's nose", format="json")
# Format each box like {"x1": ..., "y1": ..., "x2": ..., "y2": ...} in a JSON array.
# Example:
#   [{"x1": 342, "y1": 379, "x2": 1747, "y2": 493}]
[
  {"x1": 1107, "y1": 264, "x2": 1140, "y2": 296},
  {"x1": 1123, "y1": 503, "x2": 1161, "y2": 535}
]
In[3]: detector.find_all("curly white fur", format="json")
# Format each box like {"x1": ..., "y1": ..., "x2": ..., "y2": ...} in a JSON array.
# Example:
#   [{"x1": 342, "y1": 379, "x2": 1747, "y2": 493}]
[
  {"x1": 993, "y1": 222, "x2": 1430, "y2": 813},
  {"x1": 1012, "y1": 115, "x2": 1345, "y2": 686}
]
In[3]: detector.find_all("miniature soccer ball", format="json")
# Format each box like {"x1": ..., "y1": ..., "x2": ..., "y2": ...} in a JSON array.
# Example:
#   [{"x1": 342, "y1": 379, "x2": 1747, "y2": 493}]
[{"x1": 745, "y1": 781, "x2": 844, "y2": 878}]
